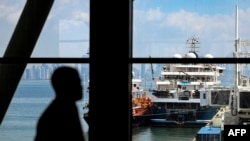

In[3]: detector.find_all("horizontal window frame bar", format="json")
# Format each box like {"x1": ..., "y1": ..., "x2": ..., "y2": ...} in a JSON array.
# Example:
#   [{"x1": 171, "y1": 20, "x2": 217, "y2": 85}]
[
  {"x1": 0, "y1": 58, "x2": 90, "y2": 63},
  {"x1": 0, "y1": 57, "x2": 249, "y2": 64},
  {"x1": 129, "y1": 58, "x2": 250, "y2": 64}
]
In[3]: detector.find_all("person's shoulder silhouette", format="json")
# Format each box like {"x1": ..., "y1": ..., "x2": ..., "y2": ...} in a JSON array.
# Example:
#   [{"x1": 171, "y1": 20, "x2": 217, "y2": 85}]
[{"x1": 34, "y1": 66, "x2": 85, "y2": 141}]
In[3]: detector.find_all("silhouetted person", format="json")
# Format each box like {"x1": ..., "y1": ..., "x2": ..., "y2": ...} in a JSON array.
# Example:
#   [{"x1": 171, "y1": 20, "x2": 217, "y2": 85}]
[{"x1": 34, "y1": 66, "x2": 85, "y2": 141}]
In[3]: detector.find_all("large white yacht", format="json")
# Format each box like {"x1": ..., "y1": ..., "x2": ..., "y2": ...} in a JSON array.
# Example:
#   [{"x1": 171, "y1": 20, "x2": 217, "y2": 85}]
[{"x1": 150, "y1": 36, "x2": 232, "y2": 127}]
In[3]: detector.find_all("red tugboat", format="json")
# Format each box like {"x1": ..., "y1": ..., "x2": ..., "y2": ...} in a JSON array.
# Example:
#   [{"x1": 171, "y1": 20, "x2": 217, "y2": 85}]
[{"x1": 132, "y1": 76, "x2": 152, "y2": 127}]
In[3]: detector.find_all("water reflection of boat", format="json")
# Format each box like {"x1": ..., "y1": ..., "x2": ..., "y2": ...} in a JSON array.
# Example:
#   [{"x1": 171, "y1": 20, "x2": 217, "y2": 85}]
[
  {"x1": 150, "y1": 36, "x2": 232, "y2": 127},
  {"x1": 132, "y1": 73, "x2": 152, "y2": 127}
]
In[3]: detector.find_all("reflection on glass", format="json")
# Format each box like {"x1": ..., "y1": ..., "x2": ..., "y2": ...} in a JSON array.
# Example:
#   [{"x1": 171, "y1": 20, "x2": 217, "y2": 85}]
[{"x1": 59, "y1": 20, "x2": 89, "y2": 58}]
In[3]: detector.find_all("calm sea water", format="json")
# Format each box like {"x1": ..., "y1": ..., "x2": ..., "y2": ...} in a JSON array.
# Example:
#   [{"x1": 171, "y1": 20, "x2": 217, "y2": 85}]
[
  {"x1": 0, "y1": 80, "x2": 199, "y2": 141},
  {"x1": 0, "y1": 80, "x2": 89, "y2": 141},
  {"x1": 132, "y1": 126, "x2": 199, "y2": 141}
]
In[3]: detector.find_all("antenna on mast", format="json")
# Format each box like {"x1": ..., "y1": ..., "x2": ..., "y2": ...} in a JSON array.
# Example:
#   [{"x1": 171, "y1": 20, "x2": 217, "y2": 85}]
[
  {"x1": 235, "y1": 5, "x2": 238, "y2": 41},
  {"x1": 235, "y1": 5, "x2": 239, "y2": 87},
  {"x1": 232, "y1": 5, "x2": 239, "y2": 117},
  {"x1": 186, "y1": 36, "x2": 199, "y2": 53}
]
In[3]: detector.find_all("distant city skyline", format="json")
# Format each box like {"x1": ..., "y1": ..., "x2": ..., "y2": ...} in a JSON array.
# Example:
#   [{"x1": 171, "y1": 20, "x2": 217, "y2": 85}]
[{"x1": 22, "y1": 63, "x2": 89, "y2": 83}]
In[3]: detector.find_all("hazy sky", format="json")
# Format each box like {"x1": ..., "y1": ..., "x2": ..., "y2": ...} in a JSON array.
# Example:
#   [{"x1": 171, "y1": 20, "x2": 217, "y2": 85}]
[
  {"x1": 0, "y1": 0, "x2": 89, "y2": 57},
  {"x1": 0, "y1": 0, "x2": 250, "y2": 58},
  {"x1": 133, "y1": 0, "x2": 250, "y2": 58}
]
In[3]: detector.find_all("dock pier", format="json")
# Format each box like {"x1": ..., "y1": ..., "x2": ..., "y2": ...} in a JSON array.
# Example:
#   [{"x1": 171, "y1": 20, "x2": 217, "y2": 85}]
[{"x1": 192, "y1": 106, "x2": 236, "y2": 141}]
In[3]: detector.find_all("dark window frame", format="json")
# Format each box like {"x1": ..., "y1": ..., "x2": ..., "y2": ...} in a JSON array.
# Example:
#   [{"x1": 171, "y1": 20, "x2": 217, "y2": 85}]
[{"x1": 1, "y1": 1, "x2": 250, "y2": 141}]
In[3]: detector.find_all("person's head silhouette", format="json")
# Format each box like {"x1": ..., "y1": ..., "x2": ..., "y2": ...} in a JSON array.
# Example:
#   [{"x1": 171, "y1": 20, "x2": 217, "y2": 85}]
[
  {"x1": 35, "y1": 66, "x2": 85, "y2": 141},
  {"x1": 51, "y1": 66, "x2": 83, "y2": 101}
]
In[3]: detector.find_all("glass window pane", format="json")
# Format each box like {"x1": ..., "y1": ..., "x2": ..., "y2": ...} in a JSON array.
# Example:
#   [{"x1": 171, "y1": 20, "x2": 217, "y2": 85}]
[
  {"x1": 36, "y1": 0, "x2": 89, "y2": 57},
  {"x1": 0, "y1": 63, "x2": 89, "y2": 141},
  {"x1": 131, "y1": 62, "x2": 236, "y2": 140},
  {"x1": 0, "y1": 0, "x2": 90, "y2": 58},
  {"x1": 133, "y1": 0, "x2": 250, "y2": 58},
  {"x1": 0, "y1": 0, "x2": 25, "y2": 56}
]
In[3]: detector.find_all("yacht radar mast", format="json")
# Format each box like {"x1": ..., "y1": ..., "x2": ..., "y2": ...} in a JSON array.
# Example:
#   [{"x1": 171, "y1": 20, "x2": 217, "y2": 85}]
[{"x1": 186, "y1": 36, "x2": 199, "y2": 53}]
